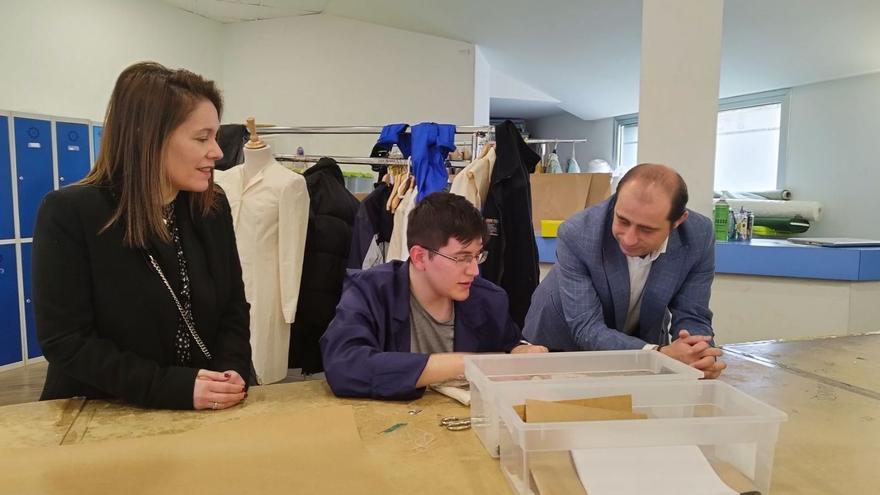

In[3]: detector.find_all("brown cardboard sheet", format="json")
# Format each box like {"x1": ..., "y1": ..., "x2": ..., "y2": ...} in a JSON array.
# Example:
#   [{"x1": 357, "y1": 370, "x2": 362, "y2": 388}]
[
  {"x1": 0, "y1": 405, "x2": 392, "y2": 495},
  {"x1": 529, "y1": 451, "x2": 588, "y2": 495},
  {"x1": 530, "y1": 173, "x2": 611, "y2": 231},
  {"x1": 519, "y1": 398, "x2": 647, "y2": 423}
]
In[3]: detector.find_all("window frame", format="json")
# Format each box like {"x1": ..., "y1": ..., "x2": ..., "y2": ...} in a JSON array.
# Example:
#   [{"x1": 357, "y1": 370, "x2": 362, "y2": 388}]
[
  {"x1": 612, "y1": 113, "x2": 639, "y2": 172},
  {"x1": 611, "y1": 89, "x2": 791, "y2": 189}
]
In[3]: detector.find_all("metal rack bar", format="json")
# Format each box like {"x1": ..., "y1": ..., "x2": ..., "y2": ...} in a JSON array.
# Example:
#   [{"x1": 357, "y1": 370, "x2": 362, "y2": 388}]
[
  {"x1": 275, "y1": 154, "x2": 470, "y2": 168},
  {"x1": 260, "y1": 125, "x2": 493, "y2": 135},
  {"x1": 525, "y1": 138, "x2": 588, "y2": 144}
]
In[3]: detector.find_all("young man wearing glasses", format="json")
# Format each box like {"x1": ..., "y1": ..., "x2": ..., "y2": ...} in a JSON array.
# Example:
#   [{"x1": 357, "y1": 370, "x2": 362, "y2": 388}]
[{"x1": 320, "y1": 192, "x2": 547, "y2": 400}]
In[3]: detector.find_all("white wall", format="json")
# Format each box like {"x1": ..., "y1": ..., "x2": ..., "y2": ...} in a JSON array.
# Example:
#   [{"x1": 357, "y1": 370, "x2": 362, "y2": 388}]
[
  {"x1": 490, "y1": 68, "x2": 558, "y2": 103},
  {"x1": 219, "y1": 14, "x2": 476, "y2": 156},
  {"x1": 0, "y1": 0, "x2": 223, "y2": 122},
  {"x1": 526, "y1": 113, "x2": 615, "y2": 167},
  {"x1": 784, "y1": 72, "x2": 880, "y2": 238}
]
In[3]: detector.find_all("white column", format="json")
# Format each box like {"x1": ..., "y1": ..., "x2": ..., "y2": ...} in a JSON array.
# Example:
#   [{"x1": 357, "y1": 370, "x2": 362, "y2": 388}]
[
  {"x1": 637, "y1": 0, "x2": 724, "y2": 216},
  {"x1": 473, "y1": 46, "x2": 491, "y2": 125}
]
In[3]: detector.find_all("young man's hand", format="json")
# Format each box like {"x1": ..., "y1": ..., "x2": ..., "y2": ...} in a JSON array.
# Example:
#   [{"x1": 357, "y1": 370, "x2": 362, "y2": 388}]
[{"x1": 510, "y1": 344, "x2": 549, "y2": 354}]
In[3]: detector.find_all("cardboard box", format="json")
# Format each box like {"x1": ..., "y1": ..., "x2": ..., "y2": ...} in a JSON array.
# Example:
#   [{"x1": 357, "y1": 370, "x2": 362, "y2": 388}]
[{"x1": 530, "y1": 173, "x2": 611, "y2": 231}]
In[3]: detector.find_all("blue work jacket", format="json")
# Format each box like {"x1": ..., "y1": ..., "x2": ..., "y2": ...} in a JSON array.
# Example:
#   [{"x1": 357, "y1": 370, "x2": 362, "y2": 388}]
[{"x1": 320, "y1": 261, "x2": 522, "y2": 400}]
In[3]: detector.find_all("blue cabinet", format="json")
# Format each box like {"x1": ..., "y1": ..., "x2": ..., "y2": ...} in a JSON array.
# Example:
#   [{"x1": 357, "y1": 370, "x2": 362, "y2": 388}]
[
  {"x1": 0, "y1": 116, "x2": 14, "y2": 239},
  {"x1": 13, "y1": 117, "x2": 53, "y2": 238},
  {"x1": 0, "y1": 244, "x2": 23, "y2": 366},
  {"x1": 56, "y1": 122, "x2": 91, "y2": 187},
  {"x1": 20, "y1": 242, "x2": 40, "y2": 359}
]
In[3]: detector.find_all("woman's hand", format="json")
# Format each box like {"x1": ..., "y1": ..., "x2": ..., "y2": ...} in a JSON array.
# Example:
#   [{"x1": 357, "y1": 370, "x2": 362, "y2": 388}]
[{"x1": 193, "y1": 369, "x2": 246, "y2": 410}]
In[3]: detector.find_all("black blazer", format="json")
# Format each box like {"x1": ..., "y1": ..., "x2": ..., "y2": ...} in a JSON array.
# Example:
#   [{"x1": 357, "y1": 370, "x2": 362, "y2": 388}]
[{"x1": 33, "y1": 184, "x2": 251, "y2": 409}]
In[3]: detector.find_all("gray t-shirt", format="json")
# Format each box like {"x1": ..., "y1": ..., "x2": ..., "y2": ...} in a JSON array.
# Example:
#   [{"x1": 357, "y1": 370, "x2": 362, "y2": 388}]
[{"x1": 409, "y1": 292, "x2": 455, "y2": 354}]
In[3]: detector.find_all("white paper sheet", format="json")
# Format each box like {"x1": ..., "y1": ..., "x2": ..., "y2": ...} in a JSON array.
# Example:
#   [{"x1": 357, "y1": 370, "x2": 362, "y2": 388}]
[{"x1": 570, "y1": 445, "x2": 738, "y2": 495}]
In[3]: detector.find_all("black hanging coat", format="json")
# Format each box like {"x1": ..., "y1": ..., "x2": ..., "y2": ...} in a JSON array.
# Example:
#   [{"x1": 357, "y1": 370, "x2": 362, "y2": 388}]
[
  {"x1": 214, "y1": 124, "x2": 249, "y2": 171},
  {"x1": 480, "y1": 120, "x2": 541, "y2": 329},
  {"x1": 290, "y1": 158, "x2": 360, "y2": 373}
]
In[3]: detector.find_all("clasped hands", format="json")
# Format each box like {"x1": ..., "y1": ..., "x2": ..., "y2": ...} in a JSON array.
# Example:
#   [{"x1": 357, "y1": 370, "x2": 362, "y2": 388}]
[
  {"x1": 193, "y1": 369, "x2": 247, "y2": 410},
  {"x1": 659, "y1": 330, "x2": 726, "y2": 379}
]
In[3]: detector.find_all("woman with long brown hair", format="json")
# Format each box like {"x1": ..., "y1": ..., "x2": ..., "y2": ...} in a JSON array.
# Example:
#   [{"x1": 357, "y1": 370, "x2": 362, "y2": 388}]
[{"x1": 32, "y1": 62, "x2": 251, "y2": 410}]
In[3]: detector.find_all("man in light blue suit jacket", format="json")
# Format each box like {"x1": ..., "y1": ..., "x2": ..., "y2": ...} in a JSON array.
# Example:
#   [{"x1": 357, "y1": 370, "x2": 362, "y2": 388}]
[{"x1": 524, "y1": 164, "x2": 725, "y2": 378}]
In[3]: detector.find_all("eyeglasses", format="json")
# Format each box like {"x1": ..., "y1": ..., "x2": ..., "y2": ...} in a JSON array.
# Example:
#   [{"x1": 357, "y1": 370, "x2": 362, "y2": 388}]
[{"x1": 424, "y1": 247, "x2": 489, "y2": 265}]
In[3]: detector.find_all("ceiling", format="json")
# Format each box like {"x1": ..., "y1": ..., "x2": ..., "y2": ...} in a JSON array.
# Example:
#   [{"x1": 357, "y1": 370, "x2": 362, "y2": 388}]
[{"x1": 162, "y1": 0, "x2": 880, "y2": 121}]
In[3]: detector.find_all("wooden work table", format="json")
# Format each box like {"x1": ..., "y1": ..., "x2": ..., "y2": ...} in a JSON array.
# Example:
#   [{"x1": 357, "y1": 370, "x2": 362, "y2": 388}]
[{"x1": 1, "y1": 335, "x2": 877, "y2": 494}]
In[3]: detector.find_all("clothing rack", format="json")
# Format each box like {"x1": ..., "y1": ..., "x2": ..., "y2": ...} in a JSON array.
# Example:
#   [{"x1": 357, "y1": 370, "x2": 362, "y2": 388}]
[
  {"x1": 526, "y1": 138, "x2": 588, "y2": 160},
  {"x1": 275, "y1": 154, "x2": 471, "y2": 169},
  {"x1": 258, "y1": 125, "x2": 493, "y2": 161}
]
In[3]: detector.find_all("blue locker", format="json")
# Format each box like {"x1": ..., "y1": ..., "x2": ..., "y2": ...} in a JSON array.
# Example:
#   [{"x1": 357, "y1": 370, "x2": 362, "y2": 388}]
[
  {"x1": 13, "y1": 117, "x2": 53, "y2": 238},
  {"x1": 0, "y1": 244, "x2": 23, "y2": 365},
  {"x1": 0, "y1": 116, "x2": 13, "y2": 239},
  {"x1": 91, "y1": 125, "x2": 103, "y2": 166},
  {"x1": 21, "y1": 242, "x2": 40, "y2": 359},
  {"x1": 56, "y1": 122, "x2": 91, "y2": 187}
]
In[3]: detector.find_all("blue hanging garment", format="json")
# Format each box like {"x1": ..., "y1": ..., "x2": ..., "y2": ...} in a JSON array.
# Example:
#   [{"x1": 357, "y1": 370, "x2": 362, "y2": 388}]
[
  {"x1": 410, "y1": 123, "x2": 456, "y2": 202},
  {"x1": 377, "y1": 123, "x2": 412, "y2": 158}
]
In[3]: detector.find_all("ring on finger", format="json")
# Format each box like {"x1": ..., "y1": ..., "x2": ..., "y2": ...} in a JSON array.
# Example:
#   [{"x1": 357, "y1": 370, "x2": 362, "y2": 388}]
[{"x1": 212, "y1": 401, "x2": 218, "y2": 410}]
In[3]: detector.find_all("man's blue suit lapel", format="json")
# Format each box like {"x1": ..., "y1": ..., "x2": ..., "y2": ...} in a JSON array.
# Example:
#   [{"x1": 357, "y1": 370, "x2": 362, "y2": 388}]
[
  {"x1": 602, "y1": 221, "x2": 630, "y2": 330},
  {"x1": 640, "y1": 230, "x2": 686, "y2": 344}
]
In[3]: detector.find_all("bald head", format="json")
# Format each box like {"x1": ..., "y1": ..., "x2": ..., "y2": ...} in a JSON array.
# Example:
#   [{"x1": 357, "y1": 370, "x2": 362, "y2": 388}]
[{"x1": 617, "y1": 163, "x2": 688, "y2": 222}]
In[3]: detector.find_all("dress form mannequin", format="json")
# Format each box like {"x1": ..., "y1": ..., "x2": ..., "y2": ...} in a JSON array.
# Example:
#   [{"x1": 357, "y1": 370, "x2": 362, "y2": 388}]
[
  {"x1": 242, "y1": 146, "x2": 275, "y2": 185},
  {"x1": 214, "y1": 117, "x2": 310, "y2": 384},
  {"x1": 242, "y1": 117, "x2": 272, "y2": 185}
]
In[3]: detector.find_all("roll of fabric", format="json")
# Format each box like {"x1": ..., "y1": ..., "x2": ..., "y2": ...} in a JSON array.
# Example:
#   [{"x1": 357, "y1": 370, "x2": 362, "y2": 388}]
[
  {"x1": 748, "y1": 189, "x2": 792, "y2": 201},
  {"x1": 723, "y1": 199, "x2": 821, "y2": 222}
]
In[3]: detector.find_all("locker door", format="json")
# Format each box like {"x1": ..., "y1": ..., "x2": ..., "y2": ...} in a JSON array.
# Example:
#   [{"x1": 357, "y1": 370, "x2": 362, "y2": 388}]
[
  {"x1": 56, "y1": 122, "x2": 91, "y2": 187},
  {"x1": 20, "y1": 242, "x2": 40, "y2": 359},
  {"x1": 91, "y1": 125, "x2": 103, "y2": 166},
  {"x1": 0, "y1": 116, "x2": 14, "y2": 239},
  {"x1": 13, "y1": 117, "x2": 53, "y2": 238},
  {"x1": 0, "y1": 244, "x2": 23, "y2": 366}
]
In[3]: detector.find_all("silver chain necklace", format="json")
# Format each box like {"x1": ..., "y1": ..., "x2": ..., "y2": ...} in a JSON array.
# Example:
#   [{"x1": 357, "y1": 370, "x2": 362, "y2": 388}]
[{"x1": 146, "y1": 252, "x2": 212, "y2": 360}]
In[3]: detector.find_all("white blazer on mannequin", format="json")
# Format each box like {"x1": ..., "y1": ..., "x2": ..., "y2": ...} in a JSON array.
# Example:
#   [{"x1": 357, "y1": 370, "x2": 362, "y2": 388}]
[{"x1": 215, "y1": 146, "x2": 309, "y2": 384}]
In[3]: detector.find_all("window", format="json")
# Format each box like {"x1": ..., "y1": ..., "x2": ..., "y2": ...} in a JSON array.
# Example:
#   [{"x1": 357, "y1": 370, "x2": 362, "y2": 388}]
[
  {"x1": 613, "y1": 114, "x2": 639, "y2": 177},
  {"x1": 612, "y1": 89, "x2": 788, "y2": 192}
]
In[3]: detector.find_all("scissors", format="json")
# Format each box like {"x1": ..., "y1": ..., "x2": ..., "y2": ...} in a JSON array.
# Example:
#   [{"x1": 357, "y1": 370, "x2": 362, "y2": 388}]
[{"x1": 440, "y1": 416, "x2": 471, "y2": 431}]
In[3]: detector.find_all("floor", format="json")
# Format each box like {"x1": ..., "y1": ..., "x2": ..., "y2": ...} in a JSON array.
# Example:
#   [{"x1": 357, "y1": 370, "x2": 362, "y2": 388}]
[{"x1": 0, "y1": 361, "x2": 47, "y2": 407}]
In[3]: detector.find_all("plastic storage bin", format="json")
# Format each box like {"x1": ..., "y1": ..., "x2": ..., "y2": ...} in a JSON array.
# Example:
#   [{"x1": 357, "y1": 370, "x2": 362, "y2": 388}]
[
  {"x1": 496, "y1": 380, "x2": 787, "y2": 495},
  {"x1": 464, "y1": 350, "x2": 703, "y2": 457}
]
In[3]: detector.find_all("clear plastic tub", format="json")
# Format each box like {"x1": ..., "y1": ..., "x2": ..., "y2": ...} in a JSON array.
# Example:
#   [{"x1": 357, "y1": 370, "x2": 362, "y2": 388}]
[
  {"x1": 464, "y1": 350, "x2": 703, "y2": 457},
  {"x1": 496, "y1": 380, "x2": 787, "y2": 495}
]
